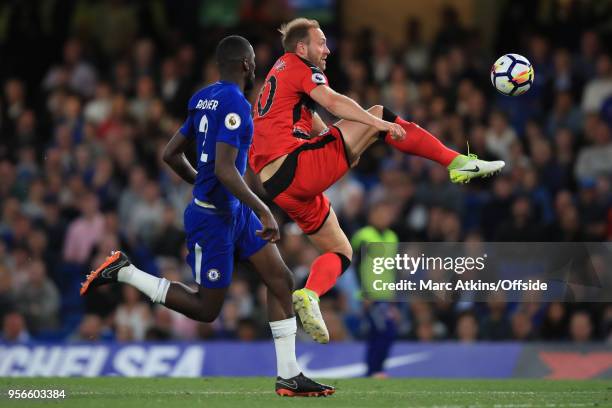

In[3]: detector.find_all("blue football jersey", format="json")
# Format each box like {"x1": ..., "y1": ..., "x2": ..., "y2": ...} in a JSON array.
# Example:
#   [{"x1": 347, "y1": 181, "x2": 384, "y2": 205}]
[{"x1": 179, "y1": 81, "x2": 253, "y2": 211}]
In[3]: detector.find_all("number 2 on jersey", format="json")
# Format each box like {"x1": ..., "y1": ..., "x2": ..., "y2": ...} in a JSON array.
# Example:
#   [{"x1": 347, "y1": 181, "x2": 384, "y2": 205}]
[{"x1": 199, "y1": 114, "x2": 209, "y2": 162}]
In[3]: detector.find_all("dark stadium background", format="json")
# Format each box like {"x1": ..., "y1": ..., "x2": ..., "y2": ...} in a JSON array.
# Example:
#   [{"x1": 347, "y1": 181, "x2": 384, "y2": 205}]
[{"x1": 0, "y1": 0, "x2": 610, "y2": 376}]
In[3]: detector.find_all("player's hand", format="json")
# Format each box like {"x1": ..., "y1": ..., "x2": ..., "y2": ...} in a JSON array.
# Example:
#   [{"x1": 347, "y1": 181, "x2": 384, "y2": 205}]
[
  {"x1": 375, "y1": 119, "x2": 405, "y2": 140},
  {"x1": 256, "y1": 209, "x2": 280, "y2": 243}
]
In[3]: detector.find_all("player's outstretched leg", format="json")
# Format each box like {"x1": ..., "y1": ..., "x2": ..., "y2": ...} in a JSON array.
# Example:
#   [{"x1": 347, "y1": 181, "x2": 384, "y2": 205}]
[
  {"x1": 80, "y1": 251, "x2": 171, "y2": 304},
  {"x1": 381, "y1": 112, "x2": 505, "y2": 183},
  {"x1": 80, "y1": 251, "x2": 226, "y2": 322},
  {"x1": 335, "y1": 105, "x2": 505, "y2": 184},
  {"x1": 249, "y1": 244, "x2": 335, "y2": 397}
]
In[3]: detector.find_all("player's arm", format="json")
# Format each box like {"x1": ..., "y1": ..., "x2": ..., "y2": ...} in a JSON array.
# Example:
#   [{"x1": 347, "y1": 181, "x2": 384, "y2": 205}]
[
  {"x1": 310, "y1": 85, "x2": 405, "y2": 139},
  {"x1": 162, "y1": 129, "x2": 197, "y2": 184},
  {"x1": 215, "y1": 142, "x2": 279, "y2": 242}
]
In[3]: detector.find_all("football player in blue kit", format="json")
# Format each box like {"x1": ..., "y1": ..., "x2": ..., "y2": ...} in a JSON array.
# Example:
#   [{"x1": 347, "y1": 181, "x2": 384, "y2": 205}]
[{"x1": 80, "y1": 35, "x2": 334, "y2": 397}]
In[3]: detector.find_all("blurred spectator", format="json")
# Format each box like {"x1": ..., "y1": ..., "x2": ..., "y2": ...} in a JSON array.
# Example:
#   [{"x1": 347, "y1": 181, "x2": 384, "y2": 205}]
[
  {"x1": 581, "y1": 55, "x2": 612, "y2": 113},
  {"x1": 371, "y1": 34, "x2": 394, "y2": 85},
  {"x1": 152, "y1": 205, "x2": 185, "y2": 260},
  {"x1": 228, "y1": 278, "x2": 255, "y2": 318},
  {"x1": 72, "y1": 314, "x2": 105, "y2": 342},
  {"x1": 132, "y1": 38, "x2": 156, "y2": 78},
  {"x1": 495, "y1": 196, "x2": 542, "y2": 241},
  {"x1": 485, "y1": 110, "x2": 517, "y2": 163},
  {"x1": 539, "y1": 302, "x2": 568, "y2": 340},
  {"x1": 574, "y1": 31, "x2": 600, "y2": 81},
  {"x1": 236, "y1": 318, "x2": 259, "y2": 341},
  {"x1": 542, "y1": 49, "x2": 583, "y2": 111},
  {"x1": 481, "y1": 176, "x2": 512, "y2": 239},
  {"x1": 217, "y1": 299, "x2": 240, "y2": 339},
  {"x1": 115, "y1": 285, "x2": 153, "y2": 341},
  {"x1": 149, "y1": 301, "x2": 199, "y2": 341},
  {"x1": 381, "y1": 64, "x2": 418, "y2": 117},
  {"x1": 553, "y1": 128, "x2": 576, "y2": 190},
  {"x1": 480, "y1": 296, "x2": 511, "y2": 341},
  {"x1": 22, "y1": 178, "x2": 46, "y2": 220},
  {"x1": 129, "y1": 180, "x2": 164, "y2": 246},
  {"x1": 456, "y1": 311, "x2": 479, "y2": 342},
  {"x1": 3, "y1": 78, "x2": 26, "y2": 127},
  {"x1": 531, "y1": 138, "x2": 563, "y2": 194},
  {"x1": 574, "y1": 117, "x2": 612, "y2": 181},
  {"x1": 402, "y1": 18, "x2": 430, "y2": 78},
  {"x1": 414, "y1": 319, "x2": 436, "y2": 342},
  {"x1": 550, "y1": 203, "x2": 585, "y2": 241},
  {"x1": 410, "y1": 301, "x2": 446, "y2": 341},
  {"x1": 42, "y1": 38, "x2": 97, "y2": 97},
  {"x1": 433, "y1": 6, "x2": 467, "y2": 55},
  {"x1": 146, "y1": 306, "x2": 174, "y2": 341},
  {"x1": 63, "y1": 192, "x2": 105, "y2": 264},
  {"x1": 2, "y1": 311, "x2": 30, "y2": 342},
  {"x1": 84, "y1": 82, "x2": 113, "y2": 125},
  {"x1": 569, "y1": 311, "x2": 593, "y2": 343},
  {"x1": 511, "y1": 311, "x2": 535, "y2": 341},
  {"x1": 16, "y1": 260, "x2": 60, "y2": 332},
  {"x1": 577, "y1": 179, "x2": 609, "y2": 240},
  {"x1": 129, "y1": 76, "x2": 156, "y2": 124},
  {"x1": 547, "y1": 92, "x2": 582, "y2": 137},
  {"x1": 118, "y1": 166, "x2": 147, "y2": 224}
]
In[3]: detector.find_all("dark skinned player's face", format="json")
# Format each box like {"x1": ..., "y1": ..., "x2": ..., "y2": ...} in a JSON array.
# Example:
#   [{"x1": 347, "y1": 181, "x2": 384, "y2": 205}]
[
  {"x1": 244, "y1": 47, "x2": 256, "y2": 92},
  {"x1": 305, "y1": 28, "x2": 330, "y2": 71}
]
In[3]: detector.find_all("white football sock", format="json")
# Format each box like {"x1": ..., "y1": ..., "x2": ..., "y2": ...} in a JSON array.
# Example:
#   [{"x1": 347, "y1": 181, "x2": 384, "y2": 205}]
[
  {"x1": 269, "y1": 317, "x2": 301, "y2": 379},
  {"x1": 118, "y1": 264, "x2": 170, "y2": 304}
]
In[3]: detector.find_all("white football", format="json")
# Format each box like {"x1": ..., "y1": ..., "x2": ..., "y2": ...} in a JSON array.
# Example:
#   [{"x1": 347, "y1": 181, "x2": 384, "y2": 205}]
[{"x1": 490, "y1": 53, "x2": 534, "y2": 96}]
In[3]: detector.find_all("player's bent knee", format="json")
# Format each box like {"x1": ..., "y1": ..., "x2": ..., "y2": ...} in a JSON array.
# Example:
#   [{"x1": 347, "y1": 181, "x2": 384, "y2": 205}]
[
  {"x1": 190, "y1": 300, "x2": 223, "y2": 323},
  {"x1": 335, "y1": 243, "x2": 353, "y2": 260},
  {"x1": 334, "y1": 251, "x2": 352, "y2": 275},
  {"x1": 194, "y1": 309, "x2": 220, "y2": 323}
]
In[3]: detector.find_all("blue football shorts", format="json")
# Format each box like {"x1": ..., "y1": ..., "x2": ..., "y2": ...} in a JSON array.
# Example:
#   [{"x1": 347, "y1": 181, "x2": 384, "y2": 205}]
[{"x1": 184, "y1": 200, "x2": 267, "y2": 288}]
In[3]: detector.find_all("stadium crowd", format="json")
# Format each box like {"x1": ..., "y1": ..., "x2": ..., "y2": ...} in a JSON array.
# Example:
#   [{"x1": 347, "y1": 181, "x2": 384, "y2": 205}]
[{"x1": 0, "y1": 1, "x2": 611, "y2": 344}]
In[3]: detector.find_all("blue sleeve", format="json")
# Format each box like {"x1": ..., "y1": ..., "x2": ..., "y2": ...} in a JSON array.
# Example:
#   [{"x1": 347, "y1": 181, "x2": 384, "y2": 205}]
[
  {"x1": 216, "y1": 98, "x2": 249, "y2": 149},
  {"x1": 179, "y1": 112, "x2": 195, "y2": 139}
]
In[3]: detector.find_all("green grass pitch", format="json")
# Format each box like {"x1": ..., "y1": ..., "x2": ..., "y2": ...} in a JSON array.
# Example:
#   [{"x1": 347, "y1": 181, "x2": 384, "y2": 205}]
[{"x1": 1, "y1": 378, "x2": 610, "y2": 407}]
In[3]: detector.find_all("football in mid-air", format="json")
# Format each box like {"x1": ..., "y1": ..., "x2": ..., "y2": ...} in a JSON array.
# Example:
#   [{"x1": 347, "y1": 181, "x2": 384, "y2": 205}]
[{"x1": 490, "y1": 53, "x2": 534, "y2": 96}]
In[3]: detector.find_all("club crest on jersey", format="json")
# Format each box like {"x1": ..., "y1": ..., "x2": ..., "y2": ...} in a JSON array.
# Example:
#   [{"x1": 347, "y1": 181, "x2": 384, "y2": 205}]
[
  {"x1": 224, "y1": 113, "x2": 241, "y2": 130},
  {"x1": 312, "y1": 73, "x2": 326, "y2": 85},
  {"x1": 207, "y1": 269, "x2": 220, "y2": 282}
]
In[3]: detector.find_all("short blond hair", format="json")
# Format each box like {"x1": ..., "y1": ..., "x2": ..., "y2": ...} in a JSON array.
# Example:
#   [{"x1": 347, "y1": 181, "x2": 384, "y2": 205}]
[{"x1": 279, "y1": 18, "x2": 320, "y2": 52}]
